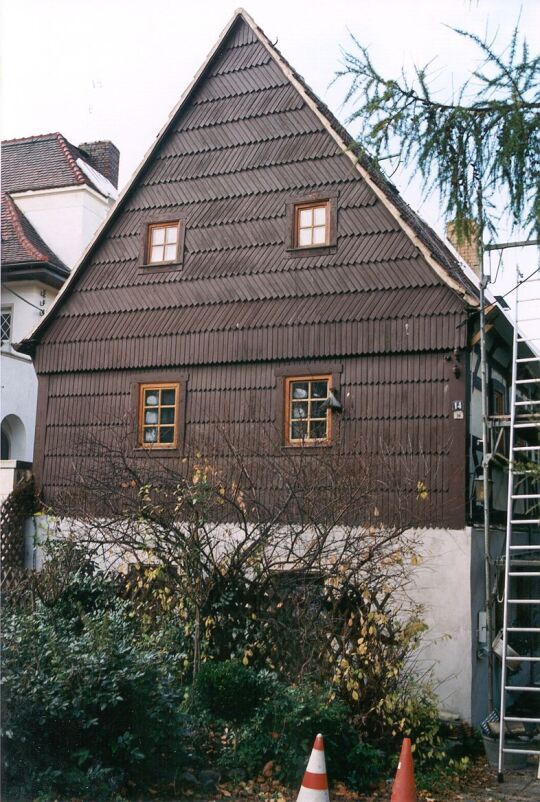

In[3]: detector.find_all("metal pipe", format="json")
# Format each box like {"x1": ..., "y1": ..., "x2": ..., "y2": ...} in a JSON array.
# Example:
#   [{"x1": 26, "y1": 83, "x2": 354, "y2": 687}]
[
  {"x1": 477, "y1": 176, "x2": 494, "y2": 717},
  {"x1": 479, "y1": 275, "x2": 494, "y2": 712}
]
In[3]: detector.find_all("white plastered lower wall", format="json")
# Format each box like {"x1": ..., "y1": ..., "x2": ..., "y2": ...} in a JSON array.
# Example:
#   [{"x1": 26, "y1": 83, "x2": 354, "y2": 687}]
[
  {"x1": 406, "y1": 526, "x2": 473, "y2": 722},
  {"x1": 25, "y1": 516, "x2": 475, "y2": 720}
]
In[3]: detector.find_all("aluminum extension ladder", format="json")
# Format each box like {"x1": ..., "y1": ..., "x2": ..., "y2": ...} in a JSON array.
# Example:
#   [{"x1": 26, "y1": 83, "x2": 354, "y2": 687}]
[{"x1": 498, "y1": 267, "x2": 540, "y2": 781}]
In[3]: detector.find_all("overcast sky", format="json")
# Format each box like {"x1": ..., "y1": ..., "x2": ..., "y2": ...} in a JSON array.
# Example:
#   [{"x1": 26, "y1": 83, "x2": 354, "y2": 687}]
[{"x1": 2, "y1": 0, "x2": 539, "y2": 332}]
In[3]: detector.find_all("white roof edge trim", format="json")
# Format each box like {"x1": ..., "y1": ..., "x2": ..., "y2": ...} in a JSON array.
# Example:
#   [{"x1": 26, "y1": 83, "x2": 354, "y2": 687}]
[
  {"x1": 10, "y1": 184, "x2": 110, "y2": 201},
  {"x1": 238, "y1": 8, "x2": 479, "y2": 309},
  {"x1": 26, "y1": 8, "x2": 478, "y2": 349}
]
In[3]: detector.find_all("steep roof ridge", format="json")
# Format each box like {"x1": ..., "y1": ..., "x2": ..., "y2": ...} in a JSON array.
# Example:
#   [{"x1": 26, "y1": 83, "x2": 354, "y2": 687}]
[
  {"x1": 237, "y1": 9, "x2": 478, "y2": 305},
  {"x1": 17, "y1": 10, "x2": 246, "y2": 353},
  {"x1": 19, "y1": 9, "x2": 477, "y2": 355},
  {"x1": 54, "y1": 132, "x2": 86, "y2": 185},
  {"x1": 2, "y1": 132, "x2": 62, "y2": 145}
]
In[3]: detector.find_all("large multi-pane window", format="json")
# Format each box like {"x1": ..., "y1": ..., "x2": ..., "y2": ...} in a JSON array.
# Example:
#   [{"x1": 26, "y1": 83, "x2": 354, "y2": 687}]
[
  {"x1": 138, "y1": 383, "x2": 180, "y2": 448},
  {"x1": 284, "y1": 375, "x2": 331, "y2": 445}
]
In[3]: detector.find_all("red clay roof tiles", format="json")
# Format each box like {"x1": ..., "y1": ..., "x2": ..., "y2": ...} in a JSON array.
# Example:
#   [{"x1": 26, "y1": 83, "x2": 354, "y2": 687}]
[{"x1": 1, "y1": 192, "x2": 67, "y2": 275}]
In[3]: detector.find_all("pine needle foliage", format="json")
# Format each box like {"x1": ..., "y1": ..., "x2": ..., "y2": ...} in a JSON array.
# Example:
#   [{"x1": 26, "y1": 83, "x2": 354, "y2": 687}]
[{"x1": 337, "y1": 25, "x2": 540, "y2": 243}]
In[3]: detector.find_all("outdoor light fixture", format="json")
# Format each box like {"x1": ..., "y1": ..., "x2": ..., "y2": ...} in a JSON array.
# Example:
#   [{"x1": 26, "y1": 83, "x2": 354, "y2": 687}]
[{"x1": 322, "y1": 389, "x2": 342, "y2": 412}]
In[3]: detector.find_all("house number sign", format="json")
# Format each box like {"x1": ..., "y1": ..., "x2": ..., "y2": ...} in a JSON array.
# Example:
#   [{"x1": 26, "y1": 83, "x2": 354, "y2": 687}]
[{"x1": 453, "y1": 400, "x2": 464, "y2": 420}]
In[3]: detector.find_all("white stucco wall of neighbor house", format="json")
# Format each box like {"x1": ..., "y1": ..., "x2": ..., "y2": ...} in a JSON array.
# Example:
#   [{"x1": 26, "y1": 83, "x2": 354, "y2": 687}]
[
  {"x1": 1, "y1": 281, "x2": 56, "y2": 463},
  {"x1": 408, "y1": 527, "x2": 474, "y2": 723},
  {"x1": 11, "y1": 185, "x2": 113, "y2": 269},
  {"x1": 1, "y1": 185, "x2": 114, "y2": 482},
  {"x1": 0, "y1": 354, "x2": 37, "y2": 462}
]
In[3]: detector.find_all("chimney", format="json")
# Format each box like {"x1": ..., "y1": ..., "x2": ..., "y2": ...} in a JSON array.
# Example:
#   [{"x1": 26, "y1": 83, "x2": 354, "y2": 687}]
[
  {"x1": 446, "y1": 220, "x2": 480, "y2": 277},
  {"x1": 78, "y1": 140, "x2": 120, "y2": 188}
]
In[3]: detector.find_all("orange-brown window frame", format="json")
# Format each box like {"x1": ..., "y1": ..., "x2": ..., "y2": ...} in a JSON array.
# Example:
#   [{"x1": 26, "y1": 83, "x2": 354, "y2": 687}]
[
  {"x1": 284, "y1": 374, "x2": 333, "y2": 446},
  {"x1": 138, "y1": 382, "x2": 181, "y2": 449},
  {"x1": 145, "y1": 221, "x2": 182, "y2": 266},
  {"x1": 293, "y1": 201, "x2": 330, "y2": 248}
]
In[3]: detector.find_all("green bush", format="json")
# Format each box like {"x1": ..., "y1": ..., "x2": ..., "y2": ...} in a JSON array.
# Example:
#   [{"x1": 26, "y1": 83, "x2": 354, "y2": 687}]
[
  {"x1": 214, "y1": 679, "x2": 384, "y2": 791},
  {"x1": 1, "y1": 563, "x2": 196, "y2": 799},
  {"x1": 372, "y1": 678, "x2": 448, "y2": 770},
  {"x1": 195, "y1": 660, "x2": 269, "y2": 724},
  {"x1": 1, "y1": 542, "x2": 457, "y2": 799}
]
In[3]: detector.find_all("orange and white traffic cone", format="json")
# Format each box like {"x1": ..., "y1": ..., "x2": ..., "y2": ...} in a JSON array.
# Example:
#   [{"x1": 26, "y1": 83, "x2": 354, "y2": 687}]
[
  {"x1": 296, "y1": 733, "x2": 330, "y2": 802},
  {"x1": 390, "y1": 737, "x2": 417, "y2": 802}
]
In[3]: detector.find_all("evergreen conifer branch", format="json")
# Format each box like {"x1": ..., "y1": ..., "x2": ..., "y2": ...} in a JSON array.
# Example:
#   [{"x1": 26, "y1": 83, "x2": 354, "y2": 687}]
[{"x1": 337, "y1": 25, "x2": 540, "y2": 242}]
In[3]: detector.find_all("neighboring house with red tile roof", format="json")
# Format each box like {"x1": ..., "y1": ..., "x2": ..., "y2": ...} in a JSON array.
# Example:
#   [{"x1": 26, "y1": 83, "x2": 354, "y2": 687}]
[{"x1": 1, "y1": 132, "x2": 119, "y2": 487}]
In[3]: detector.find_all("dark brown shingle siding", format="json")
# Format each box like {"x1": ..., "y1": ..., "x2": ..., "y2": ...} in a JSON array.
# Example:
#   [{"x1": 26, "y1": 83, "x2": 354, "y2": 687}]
[
  {"x1": 37, "y1": 354, "x2": 466, "y2": 528},
  {"x1": 31, "y1": 16, "x2": 472, "y2": 528}
]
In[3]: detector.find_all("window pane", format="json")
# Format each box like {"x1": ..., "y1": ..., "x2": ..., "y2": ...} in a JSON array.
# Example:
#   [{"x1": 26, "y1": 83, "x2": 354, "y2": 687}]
[
  {"x1": 299, "y1": 208, "x2": 312, "y2": 227},
  {"x1": 160, "y1": 407, "x2": 175, "y2": 424},
  {"x1": 312, "y1": 225, "x2": 326, "y2": 244},
  {"x1": 311, "y1": 381, "x2": 328, "y2": 398},
  {"x1": 160, "y1": 427, "x2": 175, "y2": 443},
  {"x1": 298, "y1": 227, "x2": 312, "y2": 246},
  {"x1": 161, "y1": 389, "x2": 176, "y2": 406},
  {"x1": 292, "y1": 382, "x2": 309, "y2": 399},
  {"x1": 145, "y1": 391, "x2": 159, "y2": 406},
  {"x1": 1, "y1": 312, "x2": 11, "y2": 344},
  {"x1": 165, "y1": 226, "x2": 178, "y2": 244},
  {"x1": 145, "y1": 409, "x2": 159, "y2": 424},
  {"x1": 164, "y1": 243, "x2": 177, "y2": 261},
  {"x1": 150, "y1": 245, "x2": 163, "y2": 263},
  {"x1": 291, "y1": 421, "x2": 307, "y2": 440},
  {"x1": 311, "y1": 400, "x2": 327, "y2": 418},
  {"x1": 310, "y1": 420, "x2": 327, "y2": 440},
  {"x1": 144, "y1": 427, "x2": 158, "y2": 443},
  {"x1": 313, "y1": 206, "x2": 326, "y2": 226},
  {"x1": 151, "y1": 227, "x2": 165, "y2": 245},
  {"x1": 292, "y1": 401, "x2": 308, "y2": 419}
]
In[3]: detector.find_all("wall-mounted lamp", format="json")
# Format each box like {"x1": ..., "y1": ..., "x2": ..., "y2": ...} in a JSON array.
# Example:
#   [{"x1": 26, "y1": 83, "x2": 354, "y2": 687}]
[{"x1": 322, "y1": 389, "x2": 342, "y2": 412}]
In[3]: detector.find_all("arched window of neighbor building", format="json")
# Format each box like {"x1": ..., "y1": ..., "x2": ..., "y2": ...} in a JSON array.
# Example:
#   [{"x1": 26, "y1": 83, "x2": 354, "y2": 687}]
[{"x1": 1, "y1": 415, "x2": 26, "y2": 461}]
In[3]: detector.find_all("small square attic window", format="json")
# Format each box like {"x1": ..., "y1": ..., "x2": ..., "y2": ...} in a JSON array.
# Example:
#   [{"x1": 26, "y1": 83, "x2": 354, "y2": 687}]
[
  {"x1": 146, "y1": 222, "x2": 181, "y2": 265},
  {"x1": 295, "y1": 202, "x2": 329, "y2": 248}
]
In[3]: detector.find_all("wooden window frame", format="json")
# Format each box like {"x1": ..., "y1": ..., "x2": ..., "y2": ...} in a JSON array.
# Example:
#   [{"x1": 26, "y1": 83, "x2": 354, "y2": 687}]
[
  {"x1": 294, "y1": 200, "x2": 330, "y2": 248},
  {"x1": 146, "y1": 221, "x2": 181, "y2": 266},
  {"x1": 285, "y1": 192, "x2": 337, "y2": 257},
  {"x1": 137, "y1": 382, "x2": 181, "y2": 450},
  {"x1": 138, "y1": 213, "x2": 186, "y2": 273},
  {"x1": 283, "y1": 374, "x2": 333, "y2": 447}
]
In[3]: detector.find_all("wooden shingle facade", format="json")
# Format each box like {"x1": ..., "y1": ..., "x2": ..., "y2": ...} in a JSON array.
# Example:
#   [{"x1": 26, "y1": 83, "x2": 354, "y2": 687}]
[{"x1": 22, "y1": 10, "x2": 481, "y2": 529}]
